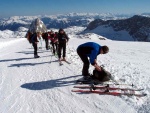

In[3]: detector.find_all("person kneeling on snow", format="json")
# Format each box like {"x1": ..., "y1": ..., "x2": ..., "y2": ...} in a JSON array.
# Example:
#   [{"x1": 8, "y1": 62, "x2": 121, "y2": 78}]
[{"x1": 77, "y1": 42, "x2": 109, "y2": 81}]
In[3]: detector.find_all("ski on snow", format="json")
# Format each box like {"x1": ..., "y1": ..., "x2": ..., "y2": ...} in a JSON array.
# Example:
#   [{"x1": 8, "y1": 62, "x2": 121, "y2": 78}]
[
  {"x1": 61, "y1": 60, "x2": 71, "y2": 64},
  {"x1": 73, "y1": 85, "x2": 144, "y2": 91},
  {"x1": 59, "y1": 60, "x2": 71, "y2": 66},
  {"x1": 71, "y1": 89, "x2": 147, "y2": 97},
  {"x1": 72, "y1": 85, "x2": 147, "y2": 97},
  {"x1": 76, "y1": 80, "x2": 134, "y2": 87},
  {"x1": 59, "y1": 61, "x2": 63, "y2": 66}
]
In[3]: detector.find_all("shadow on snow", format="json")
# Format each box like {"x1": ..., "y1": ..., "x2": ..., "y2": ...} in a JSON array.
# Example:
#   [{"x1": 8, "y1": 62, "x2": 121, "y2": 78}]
[
  {"x1": 0, "y1": 57, "x2": 35, "y2": 63},
  {"x1": 17, "y1": 50, "x2": 50, "y2": 55},
  {"x1": 8, "y1": 58, "x2": 58, "y2": 67},
  {"x1": 21, "y1": 75, "x2": 81, "y2": 90},
  {"x1": 0, "y1": 54, "x2": 53, "y2": 67}
]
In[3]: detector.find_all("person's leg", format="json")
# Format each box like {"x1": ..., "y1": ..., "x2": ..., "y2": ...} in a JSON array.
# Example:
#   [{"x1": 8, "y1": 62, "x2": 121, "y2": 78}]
[
  {"x1": 45, "y1": 38, "x2": 48, "y2": 50},
  {"x1": 58, "y1": 43, "x2": 62, "y2": 60},
  {"x1": 62, "y1": 43, "x2": 66, "y2": 60},
  {"x1": 55, "y1": 43, "x2": 58, "y2": 53},
  {"x1": 51, "y1": 42, "x2": 55, "y2": 54},
  {"x1": 32, "y1": 43, "x2": 39, "y2": 58},
  {"x1": 77, "y1": 49, "x2": 90, "y2": 76},
  {"x1": 81, "y1": 56, "x2": 89, "y2": 76},
  {"x1": 54, "y1": 43, "x2": 58, "y2": 54}
]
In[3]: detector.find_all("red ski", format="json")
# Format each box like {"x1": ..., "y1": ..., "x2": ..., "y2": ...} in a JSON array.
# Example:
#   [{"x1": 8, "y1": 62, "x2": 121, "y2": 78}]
[{"x1": 71, "y1": 89, "x2": 147, "y2": 97}]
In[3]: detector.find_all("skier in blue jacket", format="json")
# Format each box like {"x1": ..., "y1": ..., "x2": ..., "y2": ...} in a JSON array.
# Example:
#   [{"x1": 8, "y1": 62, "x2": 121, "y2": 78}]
[{"x1": 77, "y1": 42, "x2": 109, "y2": 80}]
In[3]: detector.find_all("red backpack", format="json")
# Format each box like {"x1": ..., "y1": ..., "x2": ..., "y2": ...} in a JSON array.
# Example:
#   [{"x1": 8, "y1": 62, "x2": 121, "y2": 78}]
[{"x1": 25, "y1": 31, "x2": 33, "y2": 43}]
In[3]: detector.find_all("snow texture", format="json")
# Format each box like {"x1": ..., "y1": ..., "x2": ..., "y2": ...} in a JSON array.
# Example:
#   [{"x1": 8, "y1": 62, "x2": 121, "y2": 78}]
[{"x1": 0, "y1": 27, "x2": 150, "y2": 113}]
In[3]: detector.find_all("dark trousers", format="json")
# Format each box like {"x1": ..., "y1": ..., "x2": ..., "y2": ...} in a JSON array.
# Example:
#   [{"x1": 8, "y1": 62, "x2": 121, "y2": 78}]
[
  {"x1": 51, "y1": 42, "x2": 58, "y2": 54},
  {"x1": 45, "y1": 38, "x2": 49, "y2": 50},
  {"x1": 32, "y1": 43, "x2": 38, "y2": 56},
  {"x1": 77, "y1": 48, "x2": 89, "y2": 76},
  {"x1": 58, "y1": 42, "x2": 66, "y2": 59}
]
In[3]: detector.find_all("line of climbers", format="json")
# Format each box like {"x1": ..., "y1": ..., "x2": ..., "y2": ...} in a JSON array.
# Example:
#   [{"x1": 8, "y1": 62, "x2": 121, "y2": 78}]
[{"x1": 26, "y1": 28, "x2": 69, "y2": 62}]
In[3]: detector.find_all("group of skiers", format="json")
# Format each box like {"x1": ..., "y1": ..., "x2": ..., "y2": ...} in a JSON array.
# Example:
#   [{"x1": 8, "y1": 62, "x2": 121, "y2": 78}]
[
  {"x1": 26, "y1": 28, "x2": 69, "y2": 61},
  {"x1": 26, "y1": 27, "x2": 114, "y2": 82}
]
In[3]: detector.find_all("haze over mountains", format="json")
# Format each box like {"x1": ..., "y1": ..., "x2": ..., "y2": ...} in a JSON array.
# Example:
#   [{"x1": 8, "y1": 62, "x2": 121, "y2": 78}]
[{"x1": 0, "y1": 13, "x2": 150, "y2": 41}]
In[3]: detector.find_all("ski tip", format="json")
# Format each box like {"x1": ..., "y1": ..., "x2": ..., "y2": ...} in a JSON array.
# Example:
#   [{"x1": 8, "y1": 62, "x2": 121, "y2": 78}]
[
  {"x1": 137, "y1": 93, "x2": 147, "y2": 97},
  {"x1": 73, "y1": 86, "x2": 80, "y2": 88},
  {"x1": 71, "y1": 90, "x2": 74, "y2": 92},
  {"x1": 138, "y1": 88, "x2": 144, "y2": 91}
]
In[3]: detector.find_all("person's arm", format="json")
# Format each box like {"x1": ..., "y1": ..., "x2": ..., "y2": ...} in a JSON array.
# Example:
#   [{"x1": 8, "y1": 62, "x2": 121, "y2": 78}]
[
  {"x1": 93, "y1": 62, "x2": 102, "y2": 71},
  {"x1": 65, "y1": 33, "x2": 69, "y2": 42},
  {"x1": 90, "y1": 50, "x2": 98, "y2": 65}
]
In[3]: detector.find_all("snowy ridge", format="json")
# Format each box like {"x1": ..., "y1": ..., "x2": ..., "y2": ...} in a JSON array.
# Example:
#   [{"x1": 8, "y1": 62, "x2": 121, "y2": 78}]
[
  {"x1": 83, "y1": 25, "x2": 134, "y2": 41},
  {"x1": 0, "y1": 27, "x2": 150, "y2": 113}
]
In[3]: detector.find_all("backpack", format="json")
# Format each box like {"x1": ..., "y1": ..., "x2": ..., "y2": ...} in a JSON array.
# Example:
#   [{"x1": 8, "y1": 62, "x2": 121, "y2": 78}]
[
  {"x1": 26, "y1": 31, "x2": 33, "y2": 43},
  {"x1": 42, "y1": 32, "x2": 48, "y2": 40},
  {"x1": 92, "y1": 67, "x2": 111, "y2": 82}
]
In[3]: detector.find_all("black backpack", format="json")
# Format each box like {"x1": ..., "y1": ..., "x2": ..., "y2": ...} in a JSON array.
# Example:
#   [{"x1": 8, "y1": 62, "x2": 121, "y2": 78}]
[{"x1": 92, "y1": 67, "x2": 111, "y2": 82}]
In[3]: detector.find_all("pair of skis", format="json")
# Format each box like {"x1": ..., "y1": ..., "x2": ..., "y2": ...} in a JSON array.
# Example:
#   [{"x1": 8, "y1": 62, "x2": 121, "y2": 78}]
[
  {"x1": 49, "y1": 50, "x2": 71, "y2": 65},
  {"x1": 72, "y1": 84, "x2": 147, "y2": 97}
]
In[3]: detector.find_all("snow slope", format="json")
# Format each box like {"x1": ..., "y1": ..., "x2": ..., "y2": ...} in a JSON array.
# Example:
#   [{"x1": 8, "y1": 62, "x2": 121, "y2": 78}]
[
  {"x1": 83, "y1": 26, "x2": 134, "y2": 41},
  {"x1": 0, "y1": 29, "x2": 150, "y2": 113}
]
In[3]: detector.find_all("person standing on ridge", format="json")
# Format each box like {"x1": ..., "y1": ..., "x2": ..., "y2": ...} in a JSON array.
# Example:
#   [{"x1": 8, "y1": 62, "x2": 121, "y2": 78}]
[
  {"x1": 31, "y1": 32, "x2": 41, "y2": 58},
  {"x1": 49, "y1": 31, "x2": 58, "y2": 55},
  {"x1": 57, "y1": 28, "x2": 69, "y2": 62},
  {"x1": 42, "y1": 32, "x2": 49, "y2": 50}
]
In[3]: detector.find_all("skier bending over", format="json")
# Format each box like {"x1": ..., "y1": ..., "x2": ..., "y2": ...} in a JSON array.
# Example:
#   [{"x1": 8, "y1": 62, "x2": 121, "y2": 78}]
[{"x1": 77, "y1": 42, "x2": 109, "y2": 80}]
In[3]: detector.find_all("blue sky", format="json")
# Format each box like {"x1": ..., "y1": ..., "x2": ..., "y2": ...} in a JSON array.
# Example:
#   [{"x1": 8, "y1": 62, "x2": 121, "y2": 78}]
[{"x1": 0, "y1": 0, "x2": 150, "y2": 18}]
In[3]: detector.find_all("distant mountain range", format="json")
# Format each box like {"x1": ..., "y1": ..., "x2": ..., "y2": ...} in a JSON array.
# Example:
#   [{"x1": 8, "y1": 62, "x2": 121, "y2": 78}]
[
  {"x1": 84, "y1": 15, "x2": 150, "y2": 42},
  {"x1": 0, "y1": 13, "x2": 150, "y2": 41},
  {"x1": 0, "y1": 13, "x2": 133, "y2": 31}
]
